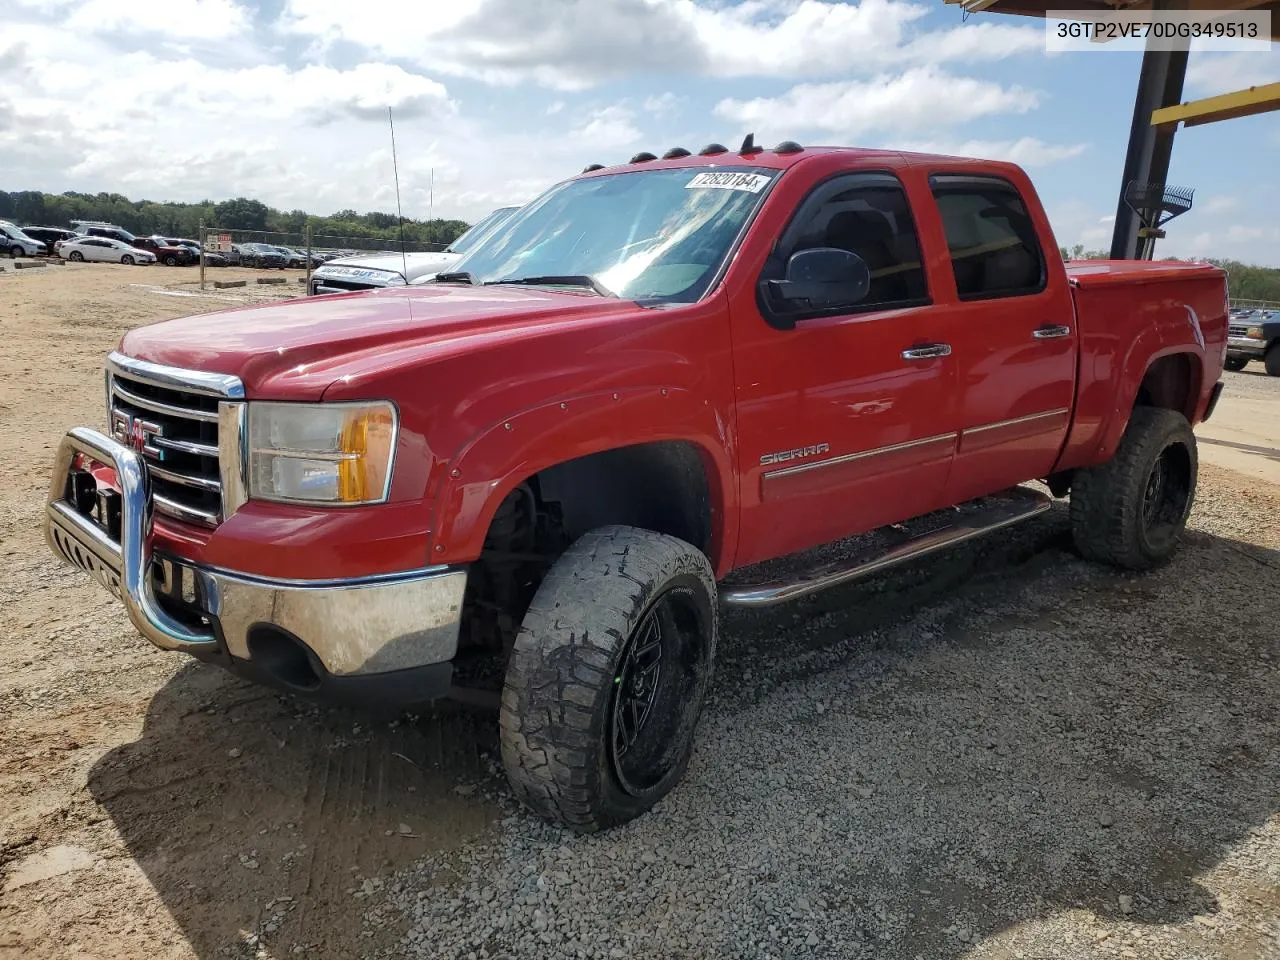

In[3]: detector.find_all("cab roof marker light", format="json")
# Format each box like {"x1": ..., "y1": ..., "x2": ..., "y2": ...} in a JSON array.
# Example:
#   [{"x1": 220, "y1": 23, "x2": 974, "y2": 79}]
[
  {"x1": 662, "y1": 147, "x2": 691, "y2": 160},
  {"x1": 774, "y1": 140, "x2": 804, "y2": 154},
  {"x1": 582, "y1": 163, "x2": 606, "y2": 173},
  {"x1": 629, "y1": 151, "x2": 658, "y2": 163},
  {"x1": 698, "y1": 143, "x2": 728, "y2": 156}
]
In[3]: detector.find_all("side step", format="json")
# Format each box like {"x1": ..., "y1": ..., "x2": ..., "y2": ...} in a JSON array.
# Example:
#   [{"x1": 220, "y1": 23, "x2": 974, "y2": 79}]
[{"x1": 721, "y1": 486, "x2": 1053, "y2": 608}]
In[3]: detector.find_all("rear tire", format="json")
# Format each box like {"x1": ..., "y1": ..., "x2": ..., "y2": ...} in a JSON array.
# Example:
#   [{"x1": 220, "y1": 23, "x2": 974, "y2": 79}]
[
  {"x1": 500, "y1": 525, "x2": 717, "y2": 833},
  {"x1": 9, "y1": 245, "x2": 21, "y2": 258},
  {"x1": 1265, "y1": 344, "x2": 1280, "y2": 377},
  {"x1": 1070, "y1": 406, "x2": 1197, "y2": 570},
  {"x1": 1224, "y1": 356, "x2": 1249, "y2": 372}
]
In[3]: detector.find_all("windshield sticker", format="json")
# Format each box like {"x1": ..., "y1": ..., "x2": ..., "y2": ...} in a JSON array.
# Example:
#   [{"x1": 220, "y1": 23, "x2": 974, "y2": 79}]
[{"x1": 685, "y1": 171, "x2": 772, "y2": 194}]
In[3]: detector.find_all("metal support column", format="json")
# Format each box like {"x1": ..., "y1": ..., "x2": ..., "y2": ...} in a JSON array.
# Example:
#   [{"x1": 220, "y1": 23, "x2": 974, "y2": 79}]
[{"x1": 1109, "y1": 1, "x2": 1189, "y2": 260}]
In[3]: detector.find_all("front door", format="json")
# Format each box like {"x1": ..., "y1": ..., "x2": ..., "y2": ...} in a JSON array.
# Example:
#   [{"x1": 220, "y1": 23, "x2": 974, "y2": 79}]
[
  {"x1": 924, "y1": 173, "x2": 1078, "y2": 505},
  {"x1": 731, "y1": 171, "x2": 961, "y2": 568}
]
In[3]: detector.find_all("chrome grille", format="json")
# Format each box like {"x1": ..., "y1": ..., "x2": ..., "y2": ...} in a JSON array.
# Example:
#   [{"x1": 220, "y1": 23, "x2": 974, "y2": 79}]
[
  {"x1": 105, "y1": 353, "x2": 246, "y2": 528},
  {"x1": 1229, "y1": 324, "x2": 1249, "y2": 337}
]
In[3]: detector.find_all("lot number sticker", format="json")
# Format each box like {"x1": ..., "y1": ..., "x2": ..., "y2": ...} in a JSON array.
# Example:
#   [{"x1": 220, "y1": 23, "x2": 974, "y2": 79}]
[{"x1": 685, "y1": 171, "x2": 772, "y2": 193}]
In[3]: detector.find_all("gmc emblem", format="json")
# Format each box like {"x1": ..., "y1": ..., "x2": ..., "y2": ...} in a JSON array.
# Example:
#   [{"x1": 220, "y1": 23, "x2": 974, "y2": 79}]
[{"x1": 111, "y1": 410, "x2": 165, "y2": 460}]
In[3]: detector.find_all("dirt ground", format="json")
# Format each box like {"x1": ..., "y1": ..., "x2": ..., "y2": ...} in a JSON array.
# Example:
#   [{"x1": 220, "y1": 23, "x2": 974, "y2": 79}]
[{"x1": 1, "y1": 266, "x2": 1278, "y2": 959}]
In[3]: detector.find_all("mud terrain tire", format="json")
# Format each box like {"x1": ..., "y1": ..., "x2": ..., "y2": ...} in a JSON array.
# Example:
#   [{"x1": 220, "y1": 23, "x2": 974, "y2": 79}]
[
  {"x1": 500, "y1": 525, "x2": 717, "y2": 832},
  {"x1": 1265, "y1": 344, "x2": 1280, "y2": 377},
  {"x1": 1070, "y1": 406, "x2": 1197, "y2": 570}
]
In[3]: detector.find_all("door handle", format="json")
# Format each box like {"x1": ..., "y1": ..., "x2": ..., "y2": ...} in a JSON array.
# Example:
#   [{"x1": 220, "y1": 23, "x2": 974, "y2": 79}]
[
  {"x1": 1033, "y1": 324, "x2": 1072, "y2": 340},
  {"x1": 901, "y1": 343, "x2": 952, "y2": 361}
]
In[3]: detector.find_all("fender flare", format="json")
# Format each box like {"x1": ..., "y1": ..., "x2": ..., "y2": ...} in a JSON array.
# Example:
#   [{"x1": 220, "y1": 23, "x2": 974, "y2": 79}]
[
  {"x1": 1094, "y1": 338, "x2": 1206, "y2": 464},
  {"x1": 427, "y1": 386, "x2": 737, "y2": 574}
]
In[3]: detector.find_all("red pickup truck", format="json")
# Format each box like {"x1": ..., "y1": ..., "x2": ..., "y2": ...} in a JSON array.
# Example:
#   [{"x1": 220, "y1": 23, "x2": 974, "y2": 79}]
[{"x1": 45, "y1": 141, "x2": 1227, "y2": 832}]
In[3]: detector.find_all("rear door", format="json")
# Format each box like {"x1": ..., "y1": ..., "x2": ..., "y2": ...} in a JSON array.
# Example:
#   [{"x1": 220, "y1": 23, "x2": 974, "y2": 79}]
[
  {"x1": 83, "y1": 239, "x2": 112, "y2": 262},
  {"x1": 924, "y1": 173, "x2": 1077, "y2": 504}
]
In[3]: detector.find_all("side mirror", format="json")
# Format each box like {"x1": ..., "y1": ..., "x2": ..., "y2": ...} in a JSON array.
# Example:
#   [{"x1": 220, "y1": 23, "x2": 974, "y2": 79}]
[{"x1": 764, "y1": 247, "x2": 871, "y2": 314}]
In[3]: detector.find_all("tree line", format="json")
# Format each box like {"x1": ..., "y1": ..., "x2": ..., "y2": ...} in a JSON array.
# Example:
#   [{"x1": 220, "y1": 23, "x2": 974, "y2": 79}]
[
  {"x1": 1060, "y1": 244, "x2": 1280, "y2": 304},
  {"x1": 0, "y1": 190, "x2": 471, "y2": 247}
]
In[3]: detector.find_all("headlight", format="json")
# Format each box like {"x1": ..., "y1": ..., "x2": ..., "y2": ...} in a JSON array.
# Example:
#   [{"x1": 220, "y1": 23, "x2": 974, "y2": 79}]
[
  {"x1": 247, "y1": 401, "x2": 398, "y2": 505},
  {"x1": 1247, "y1": 326, "x2": 1264, "y2": 339}
]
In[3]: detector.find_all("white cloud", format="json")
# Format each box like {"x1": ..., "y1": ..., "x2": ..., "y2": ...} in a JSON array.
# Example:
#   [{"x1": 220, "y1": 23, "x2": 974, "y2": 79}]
[
  {"x1": 893, "y1": 137, "x2": 1087, "y2": 167},
  {"x1": 642, "y1": 92, "x2": 683, "y2": 116},
  {"x1": 66, "y1": 0, "x2": 249, "y2": 40},
  {"x1": 568, "y1": 105, "x2": 645, "y2": 150},
  {"x1": 1185, "y1": 52, "x2": 1280, "y2": 97},
  {"x1": 715, "y1": 68, "x2": 1039, "y2": 137},
  {"x1": 545, "y1": 100, "x2": 565, "y2": 116},
  {"x1": 279, "y1": 0, "x2": 1044, "y2": 90},
  {"x1": 1201, "y1": 195, "x2": 1240, "y2": 216},
  {"x1": 15, "y1": 0, "x2": 249, "y2": 39}
]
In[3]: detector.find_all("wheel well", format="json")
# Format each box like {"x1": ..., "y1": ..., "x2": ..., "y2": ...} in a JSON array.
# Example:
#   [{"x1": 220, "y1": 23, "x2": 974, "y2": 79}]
[
  {"x1": 456, "y1": 441, "x2": 714, "y2": 664},
  {"x1": 533, "y1": 441, "x2": 712, "y2": 555},
  {"x1": 1135, "y1": 353, "x2": 1199, "y2": 422}
]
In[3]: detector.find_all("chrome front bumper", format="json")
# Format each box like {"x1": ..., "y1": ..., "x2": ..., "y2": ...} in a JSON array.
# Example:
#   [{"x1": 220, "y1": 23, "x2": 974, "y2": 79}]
[
  {"x1": 1226, "y1": 336, "x2": 1266, "y2": 357},
  {"x1": 45, "y1": 427, "x2": 467, "y2": 681}
]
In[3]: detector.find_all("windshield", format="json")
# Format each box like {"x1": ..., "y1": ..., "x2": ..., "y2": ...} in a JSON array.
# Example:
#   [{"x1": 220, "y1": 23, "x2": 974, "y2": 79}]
[
  {"x1": 447, "y1": 167, "x2": 778, "y2": 302},
  {"x1": 447, "y1": 206, "x2": 518, "y2": 256}
]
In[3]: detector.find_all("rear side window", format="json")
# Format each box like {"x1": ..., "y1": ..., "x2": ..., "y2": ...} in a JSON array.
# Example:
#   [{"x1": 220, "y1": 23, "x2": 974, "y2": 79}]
[{"x1": 929, "y1": 175, "x2": 1045, "y2": 300}]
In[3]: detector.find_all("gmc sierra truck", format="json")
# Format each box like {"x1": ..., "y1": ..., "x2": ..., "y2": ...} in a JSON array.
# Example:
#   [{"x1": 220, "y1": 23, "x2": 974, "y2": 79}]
[{"x1": 45, "y1": 141, "x2": 1228, "y2": 832}]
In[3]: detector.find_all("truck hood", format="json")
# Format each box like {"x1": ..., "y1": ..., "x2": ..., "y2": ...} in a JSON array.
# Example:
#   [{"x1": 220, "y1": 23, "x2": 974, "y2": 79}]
[
  {"x1": 312, "y1": 251, "x2": 460, "y2": 283},
  {"x1": 117, "y1": 285, "x2": 637, "y2": 399}
]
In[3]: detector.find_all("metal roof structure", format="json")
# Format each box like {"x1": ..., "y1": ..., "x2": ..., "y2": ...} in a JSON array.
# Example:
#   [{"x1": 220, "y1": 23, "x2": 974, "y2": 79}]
[{"x1": 943, "y1": 0, "x2": 1280, "y2": 259}]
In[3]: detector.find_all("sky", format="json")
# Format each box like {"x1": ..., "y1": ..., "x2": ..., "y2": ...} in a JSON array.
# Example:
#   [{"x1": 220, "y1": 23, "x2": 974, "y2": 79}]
[{"x1": 2, "y1": 0, "x2": 1278, "y2": 264}]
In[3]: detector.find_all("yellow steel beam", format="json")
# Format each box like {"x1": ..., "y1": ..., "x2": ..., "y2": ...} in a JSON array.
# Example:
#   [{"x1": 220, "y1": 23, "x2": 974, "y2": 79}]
[{"x1": 1150, "y1": 82, "x2": 1280, "y2": 128}]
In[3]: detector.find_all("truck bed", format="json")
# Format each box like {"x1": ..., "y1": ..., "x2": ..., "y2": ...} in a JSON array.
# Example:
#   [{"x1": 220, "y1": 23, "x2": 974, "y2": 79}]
[
  {"x1": 1064, "y1": 258, "x2": 1226, "y2": 289},
  {"x1": 1055, "y1": 257, "x2": 1229, "y2": 474}
]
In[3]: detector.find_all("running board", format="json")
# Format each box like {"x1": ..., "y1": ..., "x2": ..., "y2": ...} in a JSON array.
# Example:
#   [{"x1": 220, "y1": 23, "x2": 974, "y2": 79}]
[{"x1": 721, "y1": 487, "x2": 1053, "y2": 608}]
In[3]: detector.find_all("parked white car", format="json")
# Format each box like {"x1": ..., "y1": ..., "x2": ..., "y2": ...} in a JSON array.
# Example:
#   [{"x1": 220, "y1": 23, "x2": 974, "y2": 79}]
[
  {"x1": 57, "y1": 236, "x2": 156, "y2": 265},
  {"x1": 309, "y1": 205, "x2": 520, "y2": 295},
  {"x1": 0, "y1": 220, "x2": 46, "y2": 258}
]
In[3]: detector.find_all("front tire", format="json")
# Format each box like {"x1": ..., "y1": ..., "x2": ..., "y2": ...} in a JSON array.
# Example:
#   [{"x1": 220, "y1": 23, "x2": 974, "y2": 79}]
[
  {"x1": 163, "y1": 255, "x2": 177, "y2": 266},
  {"x1": 68, "y1": 251, "x2": 84, "y2": 262},
  {"x1": 500, "y1": 526, "x2": 717, "y2": 832},
  {"x1": 121, "y1": 254, "x2": 134, "y2": 265},
  {"x1": 1070, "y1": 406, "x2": 1197, "y2": 570},
  {"x1": 1265, "y1": 344, "x2": 1280, "y2": 377},
  {"x1": 1224, "y1": 356, "x2": 1249, "y2": 372}
]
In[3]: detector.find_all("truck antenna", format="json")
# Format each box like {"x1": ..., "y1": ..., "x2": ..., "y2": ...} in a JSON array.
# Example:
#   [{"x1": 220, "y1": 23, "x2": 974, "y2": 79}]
[{"x1": 388, "y1": 106, "x2": 409, "y2": 283}]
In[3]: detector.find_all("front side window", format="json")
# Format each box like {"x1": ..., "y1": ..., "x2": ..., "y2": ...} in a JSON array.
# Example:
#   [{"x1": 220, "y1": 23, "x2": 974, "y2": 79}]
[
  {"x1": 447, "y1": 167, "x2": 778, "y2": 302},
  {"x1": 757, "y1": 172, "x2": 929, "y2": 323},
  {"x1": 929, "y1": 175, "x2": 1045, "y2": 300}
]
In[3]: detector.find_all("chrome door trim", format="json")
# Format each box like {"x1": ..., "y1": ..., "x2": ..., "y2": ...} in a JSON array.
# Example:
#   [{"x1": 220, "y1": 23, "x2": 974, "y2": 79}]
[
  {"x1": 962, "y1": 407, "x2": 1070, "y2": 436},
  {"x1": 762, "y1": 432, "x2": 958, "y2": 480}
]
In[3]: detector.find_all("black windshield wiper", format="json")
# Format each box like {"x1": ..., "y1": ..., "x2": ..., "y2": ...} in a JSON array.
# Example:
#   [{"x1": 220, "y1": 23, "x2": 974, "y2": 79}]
[
  {"x1": 485, "y1": 275, "x2": 617, "y2": 298},
  {"x1": 432, "y1": 271, "x2": 476, "y2": 284}
]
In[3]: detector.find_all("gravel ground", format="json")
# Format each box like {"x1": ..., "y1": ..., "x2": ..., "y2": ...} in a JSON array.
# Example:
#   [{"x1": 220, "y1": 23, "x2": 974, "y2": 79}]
[
  {"x1": 377, "y1": 475, "x2": 1280, "y2": 960},
  {"x1": 2, "y1": 267, "x2": 1278, "y2": 960}
]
